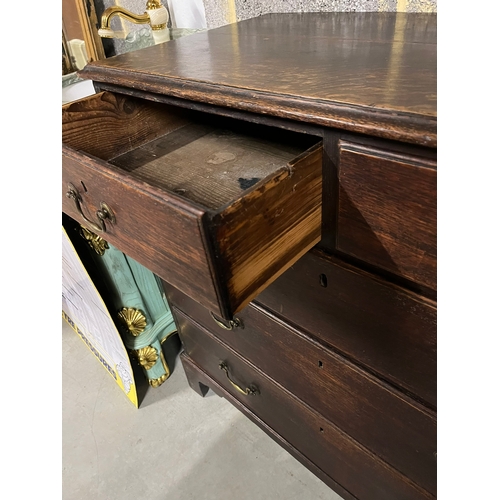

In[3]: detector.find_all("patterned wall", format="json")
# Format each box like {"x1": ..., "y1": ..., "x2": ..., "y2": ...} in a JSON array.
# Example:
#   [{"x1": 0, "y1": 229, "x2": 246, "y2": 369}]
[
  {"x1": 99, "y1": 0, "x2": 436, "y2": 31},
  {"x1": 203, "y1": 0, "x2": 435, "y2": 29}
]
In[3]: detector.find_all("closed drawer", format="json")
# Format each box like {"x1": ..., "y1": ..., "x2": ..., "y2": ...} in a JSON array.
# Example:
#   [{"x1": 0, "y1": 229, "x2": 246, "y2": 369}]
[
  {"x1": 62, "y1": 91, "x2": 322, "y2": 320},
  {"x1": 177, "y1": 311, "x2": 434, "y2": 500},
  {"x1": 256, "y1": 249, "x2": 437, "y2": 407},
  {"x1": 336, "y1": 141, "x2": 436, "y2": 293},
  {"x1": 166, "y1": 287, "x2": 436, "y2": 495}
]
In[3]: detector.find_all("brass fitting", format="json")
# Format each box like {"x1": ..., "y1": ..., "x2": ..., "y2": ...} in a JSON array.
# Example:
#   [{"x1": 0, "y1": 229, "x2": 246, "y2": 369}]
[{"x1": 98, "y1": 0, "x2": 168, "y2": 38}]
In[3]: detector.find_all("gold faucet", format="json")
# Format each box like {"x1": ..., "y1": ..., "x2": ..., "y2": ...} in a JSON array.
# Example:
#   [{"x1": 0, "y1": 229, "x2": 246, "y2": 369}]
[{"x1": 98, "y1": 0, "x2": 169, "y2": 38}]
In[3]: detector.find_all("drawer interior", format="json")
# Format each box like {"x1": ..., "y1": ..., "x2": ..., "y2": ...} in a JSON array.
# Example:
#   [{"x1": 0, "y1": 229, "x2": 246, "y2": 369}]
[
  {"x1": 63, "y1": 91, "x2": 323, "y2": 318},
  {"x1": 63, "y1": 91, "x2": 318, "y2": 211}
]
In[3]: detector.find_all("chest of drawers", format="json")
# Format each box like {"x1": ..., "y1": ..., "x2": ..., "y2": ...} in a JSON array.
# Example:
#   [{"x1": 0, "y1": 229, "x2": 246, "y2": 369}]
[{"x1": 62, "y1": 12, "x2": 437, "y2": 499}]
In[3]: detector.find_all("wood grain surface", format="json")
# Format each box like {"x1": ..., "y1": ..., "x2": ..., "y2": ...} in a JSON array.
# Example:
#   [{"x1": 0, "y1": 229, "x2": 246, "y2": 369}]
[
  {"x1": 213, "y1": 144, "x2": 323, "y2": 314},
  {"x1": 255, "y1": 249, "x2": 437, "y2": 408},
  {"x1": 80, "y1": 13, "x2": 436, "y2": 147},
  {"x1": 62, "y1": 147, "x2": 222, "y2": 312},
  {"x1": 62, "y1": 92, "x2": 192, "y2": 160},
  {"x1": 337, "y1": 141, "x2": 437, "y2": 293},
  {"x1": 177, "y1": 313, "x2": 434, "y2": 500},
  {"x1": 110, "y1": 118, "x2": 309, "y2": 210},
  {"x1": 164, "y1": 283, "x2": 436, "y2": 495}
]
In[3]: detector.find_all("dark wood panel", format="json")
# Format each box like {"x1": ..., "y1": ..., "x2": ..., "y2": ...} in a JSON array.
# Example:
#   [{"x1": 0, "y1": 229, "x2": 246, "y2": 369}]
[
  {"x1": 177, "y1": 313, "x2": 434, "y2": 500},
  {"x1": 80, "y1": 13, "x2": 436, "y2": 147},
  {"x1": 62, "y1": 147, "x2": 221, "y2": 313},
  {"x1": 337, "y1": 141, "x2": 436, "y2": 292},
  {"x1": 180, "y1": 352, "x2": 357, "y2": 500},
  {"x1": 166, "y1": 285, "x2": 436, "y2": 494},
  {"x1": 254, "y1": 249, "x2": 436, "y2": 407},
  {"x1": 93, "y1": 82, "x2": 327, "y2": 139}
]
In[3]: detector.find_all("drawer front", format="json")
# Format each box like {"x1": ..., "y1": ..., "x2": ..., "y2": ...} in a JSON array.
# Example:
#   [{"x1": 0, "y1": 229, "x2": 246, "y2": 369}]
[
  {"x1": 62, "y1": 148, "x2": 221, "y2": 313},
  {"x1": 166, "y1": 286, "x2": 436, "y2": 495},
  {"x1": 337, "y1": 141, "x2": 436, "y2": 293},
  {"x1": 255, "y1": 250, "x2": 437, "y2": 407},
  {"x1": 180, "y1": 352, "x2": 356, "y2": 500},
  {"x1": 177, "y1": 312, "x2": 434, "y2": 500},
  {"x1": 62, "y1": 91, "x2": 322, "y2": 319}
]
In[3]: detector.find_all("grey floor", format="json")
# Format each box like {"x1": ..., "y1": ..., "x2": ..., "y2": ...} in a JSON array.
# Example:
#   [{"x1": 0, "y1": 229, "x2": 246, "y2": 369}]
[{"x1": 62, "y1": 318, "x2": 342, "y2": 500}]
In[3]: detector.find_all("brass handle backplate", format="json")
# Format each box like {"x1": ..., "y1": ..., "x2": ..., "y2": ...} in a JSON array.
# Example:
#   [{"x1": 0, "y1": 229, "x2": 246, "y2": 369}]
[
  {"x1": 219, "y1": 361, "x2": 259, "y2": 396},
  {"x1": 210, "y1": 312, "x2": 242, "y2": 330},
  {"x1": 66, "y1": 183, "x2": 116, "y2": 233}
]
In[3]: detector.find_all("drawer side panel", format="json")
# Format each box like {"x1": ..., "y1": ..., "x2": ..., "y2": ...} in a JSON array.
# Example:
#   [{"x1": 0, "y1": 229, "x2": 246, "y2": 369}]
[{"x1": 214, "y1": 144, "x2": 323, "y2": 315}]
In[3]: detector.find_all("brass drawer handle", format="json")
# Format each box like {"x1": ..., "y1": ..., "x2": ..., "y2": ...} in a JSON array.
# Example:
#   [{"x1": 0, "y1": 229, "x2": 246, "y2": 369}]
[
  {"x1": 66, "y1": 183, "x2": 116, "y2": 233},
  {"x1": 219, "y1": 362, "x2": 259, "y2": 396},
  {"x1": 210, "y1": 311, "x2": 242, "y2": 330}
]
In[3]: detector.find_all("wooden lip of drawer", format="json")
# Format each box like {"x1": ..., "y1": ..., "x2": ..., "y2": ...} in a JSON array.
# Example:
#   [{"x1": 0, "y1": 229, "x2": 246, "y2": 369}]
[
  {"x1": 177, "y1": 312, "x2": 434, "y2": 500},
  {"x1": 336, "y1": 141, "x2": 436, "y2": 294},
  {"x1": 167, "y1": 290, "x2": 436, "y2": 495},
  {"x1": 62, "y1": 91, "x2": 322, "y2": 320}
]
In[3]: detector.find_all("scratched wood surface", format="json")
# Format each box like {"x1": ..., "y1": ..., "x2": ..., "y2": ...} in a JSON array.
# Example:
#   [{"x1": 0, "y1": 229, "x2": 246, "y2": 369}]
[
  {"x1": 80, "y1": 12, "x2": 437, "y2": 146},
  {"x1": 177, "y1": 314, "x2": 434, "y2": 500},
  {"x1": 163, "y1": 284, "x2": 436, "y2": 495},
  {"x1": 110, "y1": 118, "x2": 312, "y2": 210}
]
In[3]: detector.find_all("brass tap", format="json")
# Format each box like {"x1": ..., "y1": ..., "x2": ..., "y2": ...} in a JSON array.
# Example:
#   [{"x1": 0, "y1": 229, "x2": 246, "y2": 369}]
[{"x1": 98, "y1": 0, "x2": 169, "y2": 38}]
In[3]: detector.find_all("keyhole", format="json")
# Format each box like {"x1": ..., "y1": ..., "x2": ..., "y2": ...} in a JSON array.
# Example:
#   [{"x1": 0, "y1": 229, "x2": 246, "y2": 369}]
[
  {"x1": 318, "y1": 360, "x2": 323, "y2": 369},
  {"x1": 319, "y1": 274, "x2": 327, "y2": 287},
  {"x1": 319, "y1": 427, "x2": 324, "y2": 433}
]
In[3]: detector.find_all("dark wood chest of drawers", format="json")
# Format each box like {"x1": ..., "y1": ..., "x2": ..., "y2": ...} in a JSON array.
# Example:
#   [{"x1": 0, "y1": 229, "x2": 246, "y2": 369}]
[{"x1": 62, "y1": 12, "x2": 436, "y2": 500}]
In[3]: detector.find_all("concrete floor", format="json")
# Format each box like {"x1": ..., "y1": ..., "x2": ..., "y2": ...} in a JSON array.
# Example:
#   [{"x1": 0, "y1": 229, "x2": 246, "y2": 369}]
[{"x1": 62, "y1": 318, "x2": 341, "y2": 500}]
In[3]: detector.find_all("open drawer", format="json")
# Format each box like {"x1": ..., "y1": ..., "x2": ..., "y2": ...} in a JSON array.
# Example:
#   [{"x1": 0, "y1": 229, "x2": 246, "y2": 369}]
[{"x1": 62, "y1": 91, "x2": 322, "y2": 320}]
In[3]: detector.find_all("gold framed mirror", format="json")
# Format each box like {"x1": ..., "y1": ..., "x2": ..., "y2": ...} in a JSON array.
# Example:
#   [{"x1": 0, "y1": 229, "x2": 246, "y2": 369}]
[{"x1": 62, "y1": 0, "x2": 105, "y2": 74}]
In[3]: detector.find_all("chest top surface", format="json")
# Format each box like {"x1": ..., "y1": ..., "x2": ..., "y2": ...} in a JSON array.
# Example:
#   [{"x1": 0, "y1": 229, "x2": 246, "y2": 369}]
[{"x1": 81, "y1": 12, "x2": 437, "y2": 146}]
